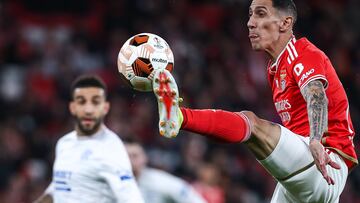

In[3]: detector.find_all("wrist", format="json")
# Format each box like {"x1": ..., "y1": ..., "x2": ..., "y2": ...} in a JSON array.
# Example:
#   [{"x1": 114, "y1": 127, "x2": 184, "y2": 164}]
[{"x1": 309, "y1": 138, "x2": 321, "y2": 146}]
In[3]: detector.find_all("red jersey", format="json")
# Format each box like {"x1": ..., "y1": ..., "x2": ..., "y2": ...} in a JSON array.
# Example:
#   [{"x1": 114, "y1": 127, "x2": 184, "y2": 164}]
[{"x1": 267, "y1": 37, "x2": 357, "y2": 169}]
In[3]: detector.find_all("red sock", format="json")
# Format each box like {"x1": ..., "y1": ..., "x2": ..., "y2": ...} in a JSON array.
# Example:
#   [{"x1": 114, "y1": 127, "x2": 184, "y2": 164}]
[{"x1": 180, "y1": 108, "x2": 251, "y2": 143}]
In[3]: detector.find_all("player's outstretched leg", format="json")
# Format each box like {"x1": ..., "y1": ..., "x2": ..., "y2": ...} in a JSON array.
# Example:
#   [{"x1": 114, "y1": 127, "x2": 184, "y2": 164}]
[{"x1": 152, "y1": 69, "x2": 182, "y2": 138}]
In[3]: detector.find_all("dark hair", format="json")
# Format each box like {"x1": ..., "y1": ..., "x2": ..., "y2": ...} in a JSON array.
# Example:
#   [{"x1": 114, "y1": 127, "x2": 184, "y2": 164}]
[
  {"x1": 70, "y1": 75, "x2": 107, "y2": 99},
  {"x1": 272, "y1": 0, "x2": 297, "y2": 24}
]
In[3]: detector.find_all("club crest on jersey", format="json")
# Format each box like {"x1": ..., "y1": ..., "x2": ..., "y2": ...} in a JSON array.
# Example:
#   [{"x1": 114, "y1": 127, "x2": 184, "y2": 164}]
[
  {"x1": 279, "y1": 70, "x2": 287, "y2": 91},
  {"x1": 80, "y1": 149, "x2": 93, "y2": 160}
]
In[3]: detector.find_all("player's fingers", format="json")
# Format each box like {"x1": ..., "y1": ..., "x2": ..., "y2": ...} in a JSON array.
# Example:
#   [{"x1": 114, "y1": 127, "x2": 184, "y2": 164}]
[
  {"x1": 320, "y1": 161, "x2": 337, "y2": 185},
  {"x1": 324, "y1": 155, "x2": 338, "y2": 185},
  {"x1": 324, "y1": 172, "x2": 333, "y2": 185},
  {"x1": 315, "y1": 160, "x2": 322, "y2": 171},
  {"x1": 324, "y1": 153, "x2": 341, "y2": 170},
  {"x1": 319, "y1": 163, "x2": 330, "y2": 182},
  {"x1": 329, "y1": 176, "x2": 335, "y2": 185},
  {"x1": 326, "y1": 174, "x2": 335, "y2": 185},
  {"x1": 328, "y1": 160, "x2": 341, "y2": 170}
]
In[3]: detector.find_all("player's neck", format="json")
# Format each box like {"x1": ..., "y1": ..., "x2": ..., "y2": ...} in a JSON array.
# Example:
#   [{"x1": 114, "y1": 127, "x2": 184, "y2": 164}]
[{"x1": 266, "y1": 32, "x2": 293, "y2": 62}]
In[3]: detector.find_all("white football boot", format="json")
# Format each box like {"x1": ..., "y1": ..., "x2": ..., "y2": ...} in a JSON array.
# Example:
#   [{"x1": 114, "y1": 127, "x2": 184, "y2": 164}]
[{"x1": 152, "y1": 69, "x2": 183, "y2": 138}]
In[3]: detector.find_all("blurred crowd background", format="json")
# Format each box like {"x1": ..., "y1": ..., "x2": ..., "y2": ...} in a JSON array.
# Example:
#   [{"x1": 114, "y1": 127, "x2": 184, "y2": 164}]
[{"x1": 0, "y1": 0, "x2": 359, "y2": 202}]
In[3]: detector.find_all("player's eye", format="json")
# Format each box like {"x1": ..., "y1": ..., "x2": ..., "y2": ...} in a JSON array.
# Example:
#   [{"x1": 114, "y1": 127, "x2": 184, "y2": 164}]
[
  {"x1": 92, "y1": 99, "x2": 101, "y2": 105},
  {"x1": 257, "y1": 10, "x2": 266, "y2": 17},
  {"x1": 75, "y1": 99, "x2": 86, "y2": 105}
]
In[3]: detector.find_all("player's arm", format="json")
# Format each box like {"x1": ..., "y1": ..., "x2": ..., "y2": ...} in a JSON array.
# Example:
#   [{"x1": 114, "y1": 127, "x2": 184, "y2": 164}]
[
  {"x1": 301, "y1": 79, "x2": 340, "y2": 185},
  {"x1": 34, "y1": 139, "x2": 60, "y2": 203},
  {"x1": 99, "y1": 164, "x2": 144, "y2": 203},
  {"x1": 98, "y1": 143, "x2": 145, "y2": 203},
  {"x1": 301, "y1": 80, "x2": 328, "y2": 142}
]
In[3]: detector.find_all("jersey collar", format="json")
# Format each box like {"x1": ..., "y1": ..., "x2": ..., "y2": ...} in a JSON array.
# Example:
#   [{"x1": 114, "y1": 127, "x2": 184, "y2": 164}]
[
  {"x1": 76, "y1": 124, "x2": 107, "y2": 139},
  {"x1": 268, "y1": 36, "x2": 297, "y2": 74}
]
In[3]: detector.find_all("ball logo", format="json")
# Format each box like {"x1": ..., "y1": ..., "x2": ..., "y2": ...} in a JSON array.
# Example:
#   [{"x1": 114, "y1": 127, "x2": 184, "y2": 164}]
[
  {"x1": 118, "y1": 33, "x2": 174, "y2": 91},
  {"x1": 153, "y1": 37, "x2": 164, "y2": 49},
  {"x1": 151, "y1": 58, "x2": 167, "y2": 63}
]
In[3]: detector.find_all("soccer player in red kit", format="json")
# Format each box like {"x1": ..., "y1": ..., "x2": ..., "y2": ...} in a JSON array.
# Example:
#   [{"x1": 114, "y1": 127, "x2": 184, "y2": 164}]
[{"x1": 152, "y1": 0, "x2": 357, "y2": 202}]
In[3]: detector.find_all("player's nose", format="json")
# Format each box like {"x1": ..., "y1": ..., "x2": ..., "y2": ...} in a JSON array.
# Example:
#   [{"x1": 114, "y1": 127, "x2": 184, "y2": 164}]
[
  {"x1": 84, "y1": 103, "x2": 95, "y2": 114},
  {"x1": 247, "y1": 16, "x2": 256, "y2": 30}
]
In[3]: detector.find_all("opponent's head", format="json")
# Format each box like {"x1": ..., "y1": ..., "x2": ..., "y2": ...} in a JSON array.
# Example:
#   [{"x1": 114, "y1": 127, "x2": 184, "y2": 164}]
[
  {"x1": 124, "y1": 138, "x2": 148, "y2": 178},
  {"x1": 69, "y1": 75, "x2": 109, "y2": 136},
  {"x1": 248, "y1": 0, "x2": 297, "y2": 51}
]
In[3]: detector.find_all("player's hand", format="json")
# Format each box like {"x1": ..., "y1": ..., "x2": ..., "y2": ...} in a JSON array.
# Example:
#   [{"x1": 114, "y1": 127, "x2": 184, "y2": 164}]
[{"x1": 309, "y1": 140, "x2": 341, "y2": 185}]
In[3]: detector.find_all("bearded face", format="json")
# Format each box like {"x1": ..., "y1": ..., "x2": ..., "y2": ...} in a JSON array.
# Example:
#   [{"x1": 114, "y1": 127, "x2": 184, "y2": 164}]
[{"x1": 70, "y1": 87, "x2": 109, "y2": 136}]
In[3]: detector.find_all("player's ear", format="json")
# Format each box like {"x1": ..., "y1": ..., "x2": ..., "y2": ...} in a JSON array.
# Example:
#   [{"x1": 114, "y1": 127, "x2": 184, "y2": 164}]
[
  {"x1": 69, "y1": 102, "x2": 76, "y2": 115},
  {"x1": 104, "y1": 101, "x2": 110, "y2": 115},
  {"x1": 280, "y1": 16, "x2": 293, "y2": 32}
]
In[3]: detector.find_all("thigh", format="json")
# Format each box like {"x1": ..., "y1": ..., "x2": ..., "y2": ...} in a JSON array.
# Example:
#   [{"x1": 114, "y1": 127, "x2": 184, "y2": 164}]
[
  {"x1": 259, "y1": 125, "x2": 314, "y2": 180},
  {"x1": 260, "y1": 126, "x2": 348, "y2": 202},
  {"x1": 271, "y1": 183, "x2": 298, "y2": 203},
  {"x1": 280, "y1": 153, "x2": 347, "y2": 203},
  {"x1": 272, "y1": 173, "x2": 342, "y2": 203}
]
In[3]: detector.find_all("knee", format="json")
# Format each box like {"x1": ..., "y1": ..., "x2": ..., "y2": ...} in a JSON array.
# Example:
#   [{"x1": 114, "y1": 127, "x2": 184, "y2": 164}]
[
  {"x1": 240, "y1": 110, "x2": 281, "y2": 138},
  {"x1": 237, "y1": 111, "x2": 281, "y2": 159},
  {"x1": 236, "y1": 111, "x2": 261, "y2": 135}
]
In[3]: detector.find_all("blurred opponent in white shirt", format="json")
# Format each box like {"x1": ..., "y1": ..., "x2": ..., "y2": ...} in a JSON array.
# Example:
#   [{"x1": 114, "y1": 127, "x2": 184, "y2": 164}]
[
  {"x1": 125, "y1": 139, "x2": 207, "y2": 203},
  {"x1": 34, "y1": 75, "x2": 144, "y2": 203}
]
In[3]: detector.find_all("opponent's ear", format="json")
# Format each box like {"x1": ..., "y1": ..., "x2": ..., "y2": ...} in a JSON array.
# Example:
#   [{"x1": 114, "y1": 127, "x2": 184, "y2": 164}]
[
  {"x1": 69, "y1": 102, "x2": 76, "y2": 115},
  {"x1": 280, "y1": 16, "x2": 294, "y2": 32},
  {"x1": 103, "y1": 101, "x2": 110, "y2": 115}
]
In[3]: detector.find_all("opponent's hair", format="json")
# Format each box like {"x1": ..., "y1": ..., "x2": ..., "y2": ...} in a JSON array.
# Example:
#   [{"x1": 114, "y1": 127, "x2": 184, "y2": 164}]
[
  {"x1": 272, "y1": 0, "x2": 297, "y2": 24},
  {"x1": 70, "y1": 75, "x2": 107, "y2": 100}
]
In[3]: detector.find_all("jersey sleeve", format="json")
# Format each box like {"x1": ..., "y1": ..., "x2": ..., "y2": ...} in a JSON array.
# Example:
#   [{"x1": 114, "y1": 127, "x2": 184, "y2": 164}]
[
  {"x1": 98, "y1": 141, "x2": 144, "y2": 203},
  {"x1": 291, "y1": 51, "x2": 328, "y2": 90}
]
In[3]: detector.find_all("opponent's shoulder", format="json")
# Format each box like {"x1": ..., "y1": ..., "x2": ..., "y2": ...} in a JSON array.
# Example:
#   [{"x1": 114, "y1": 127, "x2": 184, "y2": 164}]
[
  {"x1": 53, "y1": 131, "x2": 76, "y2": 156},
  {"x1": 101, "y1": 127, "x2": 124, "y2": 147},
  {"x1": 56, "y1": 131, "x2": 77, "y2": 145},
  {"x1": 98, "y1": 127, "x2": 129, "y2": 163}
]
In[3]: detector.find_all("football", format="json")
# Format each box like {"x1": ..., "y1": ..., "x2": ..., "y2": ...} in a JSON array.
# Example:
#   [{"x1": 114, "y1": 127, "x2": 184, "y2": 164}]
[{"x1": 117, "y1": 33, "x2": 174, "y2": 91}]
